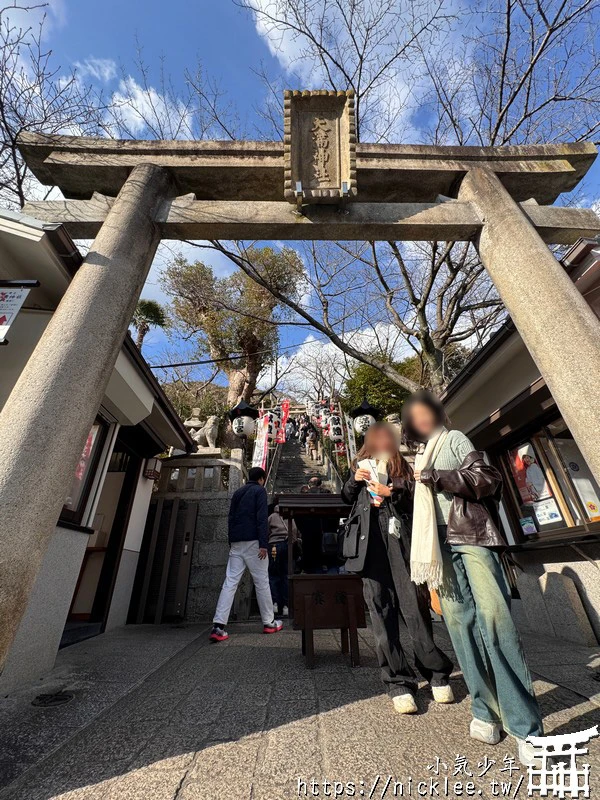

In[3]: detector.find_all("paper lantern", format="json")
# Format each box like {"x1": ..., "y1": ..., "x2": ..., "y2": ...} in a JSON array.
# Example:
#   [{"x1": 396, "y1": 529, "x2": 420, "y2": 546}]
[
  {"x1": 329, "y1": 414, "x2": 344, "y2": 442},
  {"x1": 354, "y1": 414, "x2": 376, "y2": 435},
  {"x1": 350, "y1": 399, "x2": 381, "y2": 437},
  {"x1": 232, "y1": 415, "x2": 255, "y2": 437}
]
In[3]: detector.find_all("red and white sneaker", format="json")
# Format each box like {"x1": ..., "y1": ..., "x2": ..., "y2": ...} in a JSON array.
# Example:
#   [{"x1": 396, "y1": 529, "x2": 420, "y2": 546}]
[
  {"x1": 209, "y1": 624, "x2": 229, "y2": 642},
  {"x1": 263, "y1": 619, "x2": 283, "y2": 634}
]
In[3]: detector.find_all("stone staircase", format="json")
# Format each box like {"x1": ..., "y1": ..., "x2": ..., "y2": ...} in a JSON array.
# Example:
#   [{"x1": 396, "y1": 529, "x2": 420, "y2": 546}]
[{"x1": 271, "y1": 439, "x2": 332, "y2": 494}]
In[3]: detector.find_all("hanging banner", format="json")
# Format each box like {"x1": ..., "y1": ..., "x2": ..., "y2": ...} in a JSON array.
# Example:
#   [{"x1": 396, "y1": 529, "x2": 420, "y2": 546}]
[
  {"x1": 275, "y1": 400, "x2": 291, "y2": 444},
  {"x1": 251, "y1": 414, "x2": 269, "y2": 469},
  {"x1": 0, "y1": 285, "x2": 31, "y2": 342},
  {"x1": 343, "y1": 412, "x2": 357, "y2": 463}
]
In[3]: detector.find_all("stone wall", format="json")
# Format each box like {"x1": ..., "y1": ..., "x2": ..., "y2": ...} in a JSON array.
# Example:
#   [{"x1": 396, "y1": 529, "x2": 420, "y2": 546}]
[
  {"x1": 154, "y1": 448, "x2": 249, "y2": 623},
  {"x1": 512, "y1": 541, "x2": 600, "y2": 644},
  {"x1": 186, "y1": 494, "x2": 234, "y2": 622}
]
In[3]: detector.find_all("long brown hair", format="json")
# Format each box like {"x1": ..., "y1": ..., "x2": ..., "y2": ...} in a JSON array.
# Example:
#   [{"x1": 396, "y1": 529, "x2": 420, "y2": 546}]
[{"x1": 353, "y1": 421, "x2": 412, "y2": 480}]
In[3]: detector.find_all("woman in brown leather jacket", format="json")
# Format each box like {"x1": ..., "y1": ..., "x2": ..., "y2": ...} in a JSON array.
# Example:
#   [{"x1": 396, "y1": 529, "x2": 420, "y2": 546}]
[{"x1": 402, "y1": 391, "x2": 543, "y2": 766}]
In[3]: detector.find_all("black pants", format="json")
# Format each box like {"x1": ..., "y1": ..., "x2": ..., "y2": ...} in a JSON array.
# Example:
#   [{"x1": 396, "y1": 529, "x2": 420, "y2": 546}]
[
  {"x1": 268, "y1": 541, "x2": 289, "y2": 607},
  {"x1": 362, "y1": 509, "x2": 453, "y2": 697}
]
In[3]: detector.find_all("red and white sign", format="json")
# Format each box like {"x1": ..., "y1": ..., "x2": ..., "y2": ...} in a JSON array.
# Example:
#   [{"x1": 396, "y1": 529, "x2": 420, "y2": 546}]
[
  {"x1": 275, "y1": 399, "x2": 290, "y2": 444},
  {"x1": 0, "y1": 286, "x2": 30, "y2": 342}
]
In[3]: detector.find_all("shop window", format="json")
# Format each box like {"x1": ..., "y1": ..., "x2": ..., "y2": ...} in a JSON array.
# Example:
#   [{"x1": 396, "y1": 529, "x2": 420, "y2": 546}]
[
  {"x1": 500, "y1": 416, "x2": 600, "y2": 539},
  {"x1": 61, "y1": 418, "x2": 109, "y2": 526},
  {"x1": 546, "y1": 418, "x2": 600, "y2": 523},
  {"x1": 505, "y1": 440, "x2": 565, "y2": 535}
]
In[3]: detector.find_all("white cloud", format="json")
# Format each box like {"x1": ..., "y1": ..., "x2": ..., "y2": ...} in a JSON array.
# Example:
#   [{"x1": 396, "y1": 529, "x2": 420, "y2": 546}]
[
  {"x1": 74, "y1": 57, "x2": 117, "y2": 83},
  {"x1": 260, "y1": 321, "x2": 414, "y2": 399},
  {"x1": 2, "y1": 0, "x2": 67, "y2": 34},
  {"x1": 109, "y1": 76, "x2": 193, "y2": 138},
  {"x1": 249, "y1": 0, "x2": 315, "y2": 82}
]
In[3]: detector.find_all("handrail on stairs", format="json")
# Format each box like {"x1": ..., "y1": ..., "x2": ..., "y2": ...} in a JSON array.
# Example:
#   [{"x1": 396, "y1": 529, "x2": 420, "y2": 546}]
[{"x1": 265, "y1": 442, "x2": 283, "y2": 497}]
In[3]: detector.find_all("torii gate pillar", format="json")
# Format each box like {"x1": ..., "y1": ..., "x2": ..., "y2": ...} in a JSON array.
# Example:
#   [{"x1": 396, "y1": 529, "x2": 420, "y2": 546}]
[
  {"x1": 0, "y1": 163, "x2": 171, "y2": 670},
  {"x1": 460, "y1": 168, "x2": 600, "y2": 482}
]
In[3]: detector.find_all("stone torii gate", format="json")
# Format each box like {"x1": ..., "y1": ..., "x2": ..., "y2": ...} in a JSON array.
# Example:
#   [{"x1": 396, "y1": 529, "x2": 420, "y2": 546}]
[{"x1": 1, "y1": 89, "x2": 600, "y2": 668}]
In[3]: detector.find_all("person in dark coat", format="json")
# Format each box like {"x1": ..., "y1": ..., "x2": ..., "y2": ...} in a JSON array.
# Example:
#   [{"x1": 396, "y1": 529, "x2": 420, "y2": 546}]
[
  {"x1": 210, "y1": 467, "x2": 283, "y2": 642},
  {"x1": 341, "y1": 421, "x2": 453, "y2": 714},
  {"x1": 268, "y1": 496, "x2": 298, "y2": 616}
]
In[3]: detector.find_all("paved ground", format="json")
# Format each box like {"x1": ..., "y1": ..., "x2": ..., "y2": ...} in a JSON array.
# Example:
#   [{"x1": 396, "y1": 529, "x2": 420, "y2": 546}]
[{"x1": 1, "y1": 621, "x2": 599, "y2": 800}]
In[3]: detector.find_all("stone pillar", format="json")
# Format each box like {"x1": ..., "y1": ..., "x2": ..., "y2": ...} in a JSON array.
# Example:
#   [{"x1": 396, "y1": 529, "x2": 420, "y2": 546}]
[
  {"x1": 460, "y1": 168, "x2": 600, "y2": 482},
  {"x1": 0, "y1": 164, "x2": 171, "y2": 670}
]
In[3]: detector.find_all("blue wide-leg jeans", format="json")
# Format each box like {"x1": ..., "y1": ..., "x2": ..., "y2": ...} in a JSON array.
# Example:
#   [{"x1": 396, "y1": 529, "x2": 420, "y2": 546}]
[{"x1": 437, "y1": 527, "x2": 543, "y2": 740}]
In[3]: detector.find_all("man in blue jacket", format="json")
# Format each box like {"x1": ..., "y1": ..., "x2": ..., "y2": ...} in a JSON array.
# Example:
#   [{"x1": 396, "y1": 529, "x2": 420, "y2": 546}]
[{"x1": 210, "y1": 467, "x2": 283, "y2": 642}]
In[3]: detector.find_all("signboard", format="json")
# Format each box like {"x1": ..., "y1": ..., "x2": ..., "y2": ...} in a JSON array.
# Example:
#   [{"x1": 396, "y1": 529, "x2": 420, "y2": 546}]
[
  {"x1": 251, "y1": 414, "x2": 269, "y2": 470},
  {"x1": 275, "y1": 400, "x2": 290, "y2": 444},
  {"x1": 0, "y1": 285, "x2": 31, "y2": 342},
  {"x1": 532, "y1": 497, "x2": 562, "y2": 526},
  {"x1": 343, "y1": 412, "x2": 357, "y2": 463}
]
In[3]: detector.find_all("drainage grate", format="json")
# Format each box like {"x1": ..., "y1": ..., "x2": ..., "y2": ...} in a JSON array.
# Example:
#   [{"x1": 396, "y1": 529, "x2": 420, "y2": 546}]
[{"x1": 32, "y1": 690, "x2": 74, "y2": 708}]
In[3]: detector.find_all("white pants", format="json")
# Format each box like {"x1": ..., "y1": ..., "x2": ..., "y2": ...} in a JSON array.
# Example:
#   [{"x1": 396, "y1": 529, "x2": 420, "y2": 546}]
[{"x1": 213, "y1": 540, "x2": 275, "y2": 626}]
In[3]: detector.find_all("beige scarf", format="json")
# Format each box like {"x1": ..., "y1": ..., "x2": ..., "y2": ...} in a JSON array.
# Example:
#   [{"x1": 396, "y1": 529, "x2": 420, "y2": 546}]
[{"x1": 410, "y1": 427, "x2": 448, "y2": 590}]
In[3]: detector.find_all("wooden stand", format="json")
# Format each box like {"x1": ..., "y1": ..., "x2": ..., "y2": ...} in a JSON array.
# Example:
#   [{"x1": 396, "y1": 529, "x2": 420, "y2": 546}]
[{"x1": 278, "y1": 495, "x2": 366, "y2": 669}]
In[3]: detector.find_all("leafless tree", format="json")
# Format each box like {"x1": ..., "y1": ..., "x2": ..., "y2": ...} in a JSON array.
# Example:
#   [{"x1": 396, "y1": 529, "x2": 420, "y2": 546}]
[
  {"x1": 0, "y1": 3, "x2": 106, "y2": 208},
  {"x1": 219, "y1": 0, "x2": 600, "y2": 393},
  {"x1": 271, "y1": 337, "x2": 352, "y2": 401},
  {"x1": 420, "y1": 0, "x2": 600, "y2": 147},
  {"x1": 238, "y1": 0, "x2": 452, "y2": 142},
  {"x1": 103, "y1": 43, "x2": 243, "y2": 141}
]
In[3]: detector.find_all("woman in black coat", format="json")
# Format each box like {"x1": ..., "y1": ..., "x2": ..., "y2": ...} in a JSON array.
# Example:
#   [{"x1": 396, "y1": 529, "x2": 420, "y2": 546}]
[{"x1": 341, "y1": 421, "x2": 453, "y2": 714}]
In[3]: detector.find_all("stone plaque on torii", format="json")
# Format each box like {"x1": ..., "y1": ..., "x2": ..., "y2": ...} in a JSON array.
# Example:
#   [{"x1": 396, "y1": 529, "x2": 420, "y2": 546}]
[
  {"x1": 283, "y1": 89, "x2": 357, "y2": 209},
  {"x1": 1, "y1": 90, "x2": 600, "y2": 670}
]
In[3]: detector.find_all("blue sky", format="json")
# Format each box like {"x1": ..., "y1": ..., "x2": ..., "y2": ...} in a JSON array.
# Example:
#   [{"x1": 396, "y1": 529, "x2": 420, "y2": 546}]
[
  {"x1": 28, "y1": 0, "x2": 600, "y2": 389},
  {"x1": 50, "y1": 1, "x2": 271, "y2": 128},
  {"x1": 41, "y1": 0, "x2": 304, "y2": 368}
]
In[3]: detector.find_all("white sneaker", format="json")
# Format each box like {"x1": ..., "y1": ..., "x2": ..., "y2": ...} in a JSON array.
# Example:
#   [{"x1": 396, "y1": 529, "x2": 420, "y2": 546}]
[
  {"x1": 517, "y1": 739, "x2": 542, "y2": 767},
  {"x1": 432, "y1": 684, "x2": 455, "y2": 704},
  {"x1": 263, "y1": 619, "x2": 283, "y2": 634},
  {"x1": 282, "y1": 605, "x2": 289, "y2": 617},
  {"x1": 470, "y1": 718, "x2": 501, "y2": 745},
  {"x1": 392, "y1": 693, "x2": 418, "y2": 714}
]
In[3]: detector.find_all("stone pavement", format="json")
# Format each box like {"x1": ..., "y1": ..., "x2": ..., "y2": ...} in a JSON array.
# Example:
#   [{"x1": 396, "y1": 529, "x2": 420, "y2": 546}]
[{"x1": 1, "y1": 621, "x2": 599, "y2": 800}]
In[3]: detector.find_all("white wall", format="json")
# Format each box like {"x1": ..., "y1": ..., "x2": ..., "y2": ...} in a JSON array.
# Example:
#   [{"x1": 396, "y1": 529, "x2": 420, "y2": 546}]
[
  {"x1": 105, "y1": 464, "x2": 155, "y2": 630},
  {"x1": 445, "y1": 334, "x2": 540, "y2": 433},
  {"x1": 0, "y1": 310, "x2": 51, "y2": 410}
]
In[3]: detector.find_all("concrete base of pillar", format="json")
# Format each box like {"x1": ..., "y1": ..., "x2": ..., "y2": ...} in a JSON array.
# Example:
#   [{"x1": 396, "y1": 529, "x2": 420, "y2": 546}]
[
  {"x1": 540, "y1": 571, "x2": 597, "y2": 646},
  {"x1": 516, "y1": 572, "x2": 556, "y2": 637},
  {"x1": 0, "y1": 526, "x2": 89, "y2": 694}
]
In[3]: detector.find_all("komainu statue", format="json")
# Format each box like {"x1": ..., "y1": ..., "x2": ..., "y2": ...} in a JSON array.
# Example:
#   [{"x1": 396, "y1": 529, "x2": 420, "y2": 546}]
[{"x1": 190, "y1": 415, "x2": 219, "y2": 449}]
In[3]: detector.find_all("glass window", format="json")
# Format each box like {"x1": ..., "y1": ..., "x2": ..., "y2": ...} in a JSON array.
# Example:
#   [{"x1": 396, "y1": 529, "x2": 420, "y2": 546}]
[
  {"x1": 167, "y1": 469, "x2": 180, "y2": 492},
  {"x1": 61, "y1": 419, "x2": 108, "y2": 525},
  {"x1": 505, "y1": 440, "x2": 565, "y2": 534},
  {"x1": 546, "y1": 418, "x2": 600, "y2": 523},
  {"x1": 185, "y1": 468, "x2": 197, "y2": 491}
]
